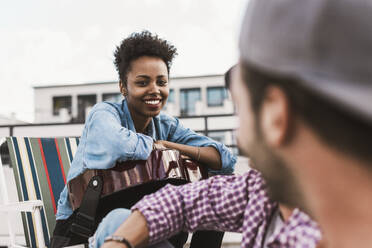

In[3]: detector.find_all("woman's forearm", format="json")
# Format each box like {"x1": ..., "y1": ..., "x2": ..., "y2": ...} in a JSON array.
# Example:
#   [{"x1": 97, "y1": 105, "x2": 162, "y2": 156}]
[{"x1": 160, "y1": 141, "x2": 222, "y2": 170}]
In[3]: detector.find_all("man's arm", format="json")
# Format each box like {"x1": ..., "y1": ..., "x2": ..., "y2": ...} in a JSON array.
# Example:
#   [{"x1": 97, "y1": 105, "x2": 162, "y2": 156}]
[{"x1": 98, "y1": 170, "x2": 267, "y2": 247}]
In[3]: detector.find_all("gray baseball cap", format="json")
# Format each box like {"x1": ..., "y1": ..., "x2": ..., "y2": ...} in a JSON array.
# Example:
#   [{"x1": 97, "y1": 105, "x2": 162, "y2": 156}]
[{"x1": 239, "y1": 0, "x2": 372, "y2": 122}]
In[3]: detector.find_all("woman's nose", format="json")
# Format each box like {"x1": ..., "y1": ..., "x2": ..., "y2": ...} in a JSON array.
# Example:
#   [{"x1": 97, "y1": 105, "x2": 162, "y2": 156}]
[{"x1": 148, "y1": 81, "x2": 160, "y2": 94}]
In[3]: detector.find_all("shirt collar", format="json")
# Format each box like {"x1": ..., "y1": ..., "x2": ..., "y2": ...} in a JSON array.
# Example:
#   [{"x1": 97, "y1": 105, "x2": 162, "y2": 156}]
[
  {"x1": 266, "y1": 208, "x2": 322, "y2": 247},
  {"x1": 121, "y1": 99, "x2": 157, "y2": 140}
]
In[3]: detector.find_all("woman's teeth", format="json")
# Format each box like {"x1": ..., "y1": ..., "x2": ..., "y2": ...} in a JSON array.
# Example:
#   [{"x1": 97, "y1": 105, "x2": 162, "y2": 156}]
[{"x1": 145, "y1": 100, "x2": 160, "y2": 105}]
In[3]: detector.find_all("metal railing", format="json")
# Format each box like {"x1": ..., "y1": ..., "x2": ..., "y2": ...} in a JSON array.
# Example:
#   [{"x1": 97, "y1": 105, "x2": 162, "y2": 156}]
[{"x1": 0, "y1": 114, "x2": 239, "y2": 163}]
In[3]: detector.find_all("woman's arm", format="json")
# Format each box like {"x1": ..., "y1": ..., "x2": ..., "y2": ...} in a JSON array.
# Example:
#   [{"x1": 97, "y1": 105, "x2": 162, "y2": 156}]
[
  {"x1": 155, "y1": 140, "x2": 222, "y2": 170},
  {"x1": 164, "y1": 117, "x2": 236, "y2": 174}
]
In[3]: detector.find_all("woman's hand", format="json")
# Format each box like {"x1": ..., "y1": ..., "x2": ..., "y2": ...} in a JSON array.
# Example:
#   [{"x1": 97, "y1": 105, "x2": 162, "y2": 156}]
[
  {"x1": 153, "y1": 140, "x2": 168, "y2": 150},
  {"x1": 153, "y1": 140, "x2": 222, "y2": 170}
]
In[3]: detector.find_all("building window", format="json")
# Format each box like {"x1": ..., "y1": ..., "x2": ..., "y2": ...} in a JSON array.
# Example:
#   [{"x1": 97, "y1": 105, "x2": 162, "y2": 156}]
[
  {"x1": 53, "y1": 96, "x2": 72, "y2": 116},
  {"x1": 207, "y1": 87, "x2": 227, "y2": 107},
  {"x1": 102, "y1": 93, "x2": 122, "y2": 102},
  {"x1": 180, "y1": 88, "x2": 201, "y2": 116},
  {"x1": 163, "y1": 89, "x2": 174, "y2": 111},
  {"x1": 168, "y1": 89, "x2": 175, "y2": 103},
  {"x1": 77, "y1": 94, "x2": 96, "y2": 122},
  {"x1": 208, "y1": 131, "x2": 226, "y2": 144}
]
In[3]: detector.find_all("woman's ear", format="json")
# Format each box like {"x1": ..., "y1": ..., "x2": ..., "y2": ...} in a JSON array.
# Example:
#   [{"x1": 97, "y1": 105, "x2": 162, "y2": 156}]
[{"x1": 119, "y1": 80, "x2": 127, "y2": 96}]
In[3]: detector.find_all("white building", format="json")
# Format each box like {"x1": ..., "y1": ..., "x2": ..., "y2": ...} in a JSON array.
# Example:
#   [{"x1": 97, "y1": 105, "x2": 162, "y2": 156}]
[
  {"x1": 0, "y1": 74, "x2": 238, "y2": 149},
  {"x1": 33, "y1": 74, "x2": 234, "y2": 123},
  {"x1": 32, "y1": 74, "x2": 237, "y2": 150},
  {"x1": 0, "y1": 114, "x2": 29, "y2": 125}
]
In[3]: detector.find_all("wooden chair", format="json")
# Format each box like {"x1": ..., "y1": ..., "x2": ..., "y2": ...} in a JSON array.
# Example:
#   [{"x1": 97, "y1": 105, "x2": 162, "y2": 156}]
[{"x1": 0, "y1": 137, "x2": 79, "y2": 247}]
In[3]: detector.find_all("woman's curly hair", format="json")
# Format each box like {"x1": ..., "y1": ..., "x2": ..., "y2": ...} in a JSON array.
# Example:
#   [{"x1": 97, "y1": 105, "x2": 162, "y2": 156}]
[{"x1": 114, "y1": 31, "x2": 178, "y2": 85}]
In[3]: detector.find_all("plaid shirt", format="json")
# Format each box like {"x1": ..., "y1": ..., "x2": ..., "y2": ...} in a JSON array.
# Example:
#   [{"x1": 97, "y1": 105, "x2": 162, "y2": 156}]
[{"x1": 132, "y1": 169, "x2": 321, "y2": 248}]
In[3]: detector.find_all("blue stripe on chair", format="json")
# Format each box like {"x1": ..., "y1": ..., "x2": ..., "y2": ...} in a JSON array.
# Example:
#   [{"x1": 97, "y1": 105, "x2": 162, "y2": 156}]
[
  {"x1": 12, "y1": 138, "x2": 36, "y2": 248},
  {"x1": 65, "y1": 138, "x2": 73, "y2": 163},
  {"x1": 26, "y1": 212, "x2": 37, "y2": 248},
  {"x1": 12, "y1": 137, "x2": 29, "y2": 201},
  {"x1": 40, "y1": 139, "x2": 66, "y2": 208},
  {"x1": 24, "y1": 138, "x2": 50, "y2": 245},
  {"x1": 24, "y1": 138, "x2": 42, "y2": 199},
  {"x1": 40, "y1": 204, "x2": 50, "y2": 245}
]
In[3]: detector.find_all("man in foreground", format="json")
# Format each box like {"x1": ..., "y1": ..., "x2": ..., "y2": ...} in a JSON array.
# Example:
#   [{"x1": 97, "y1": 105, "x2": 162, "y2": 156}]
[
  {"x1": 98, "y1": 0, "x2": 372, "y2": 247},
  {"x1": 234, "y1": 0, "x2": 372, "y2": 246}
]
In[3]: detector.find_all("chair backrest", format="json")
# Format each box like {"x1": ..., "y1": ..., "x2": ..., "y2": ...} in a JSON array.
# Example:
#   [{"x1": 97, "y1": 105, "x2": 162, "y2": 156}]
[{"x1": 7, "y1": 137, "x2": 79, "y2": 247}]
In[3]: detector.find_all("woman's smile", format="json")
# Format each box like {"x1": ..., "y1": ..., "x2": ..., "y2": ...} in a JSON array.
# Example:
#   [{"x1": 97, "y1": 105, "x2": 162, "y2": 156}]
[
  {"x1": 143, "y1": 98, "x2": 162, "y2": 110},
  {"x1": 144, "y1": 98, "x2": 161, "y2": 105}
]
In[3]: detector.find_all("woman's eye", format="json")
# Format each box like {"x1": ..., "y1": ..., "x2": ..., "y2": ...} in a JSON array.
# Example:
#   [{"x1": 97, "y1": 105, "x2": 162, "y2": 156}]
[
  {"x1": 157, "y1": 80, "x2": 168, "y2": 86},
  {"x1": 136, "y1": 81, "x2": 147, "y2": 86}
]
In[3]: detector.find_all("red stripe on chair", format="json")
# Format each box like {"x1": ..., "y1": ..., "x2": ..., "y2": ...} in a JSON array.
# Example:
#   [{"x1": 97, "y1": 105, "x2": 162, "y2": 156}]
[
  {"x1": 54, "y1": 138, "x2": 67, "y2": 184},
  {"x1": 38, "y1": 138, "x2": 57, "y2": 214}
]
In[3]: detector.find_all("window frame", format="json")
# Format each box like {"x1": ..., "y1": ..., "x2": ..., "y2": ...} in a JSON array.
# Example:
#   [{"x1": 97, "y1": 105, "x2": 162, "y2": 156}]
[
  {"x1": 206, "y1": 86, "x2": 227, "y2": 107},
  {"x1": 77, "y1": 94, "x2": 97, "y2": 122},
  {"x1": 180, "y1": 87, "x2": 201, "y2": 116},
  {"x1": 52, "y1": 95, "x2": 72, "y2": 116},
  {"x1": 102, "y1": 92, "x2": 122, "y2": 102}
]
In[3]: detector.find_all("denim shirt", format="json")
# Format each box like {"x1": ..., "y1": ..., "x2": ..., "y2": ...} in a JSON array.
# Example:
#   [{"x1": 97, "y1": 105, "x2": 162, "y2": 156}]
[{"x1": 56, "y1": 99, "x2": 237, "y2": 220}]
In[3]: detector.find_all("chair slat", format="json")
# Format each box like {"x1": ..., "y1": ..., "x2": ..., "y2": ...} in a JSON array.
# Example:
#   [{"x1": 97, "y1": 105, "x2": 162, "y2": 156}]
[{"x1": 6, "y1": 137, "x2": 79, "y2": 247}]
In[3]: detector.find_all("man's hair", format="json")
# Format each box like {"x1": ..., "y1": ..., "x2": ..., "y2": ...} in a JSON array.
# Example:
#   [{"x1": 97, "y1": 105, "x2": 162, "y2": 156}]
[
  {"x1": 241, "y1": 61, "x2": 372, "y2": 163},
  {"x1": 114, "y1": 31, "x2": 178, "y2": 85}
]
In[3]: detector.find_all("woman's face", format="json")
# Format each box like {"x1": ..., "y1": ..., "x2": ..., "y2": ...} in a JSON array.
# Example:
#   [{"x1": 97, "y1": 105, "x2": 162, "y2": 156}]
[{"x1": 122, "y1": 56, "x2": 169, "y2": 118}]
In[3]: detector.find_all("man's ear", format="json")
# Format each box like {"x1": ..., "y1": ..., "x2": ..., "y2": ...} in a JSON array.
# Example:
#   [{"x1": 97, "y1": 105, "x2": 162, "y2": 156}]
[{"x1": 260, "y1": 86, "x2": 290, "y2": 147}]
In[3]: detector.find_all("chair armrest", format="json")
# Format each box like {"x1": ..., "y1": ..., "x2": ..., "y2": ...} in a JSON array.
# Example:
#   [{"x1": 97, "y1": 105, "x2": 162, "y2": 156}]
[{"x1": 0, "y1": 200, "x2": 43, "y2": 212}]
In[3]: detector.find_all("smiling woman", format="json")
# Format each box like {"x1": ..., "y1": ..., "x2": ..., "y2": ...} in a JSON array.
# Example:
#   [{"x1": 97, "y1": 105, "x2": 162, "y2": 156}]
[
  {"x1": 50, "y1": 31, "x2": 236, "y2": 248},
  {"x1": 123, "y1": 56, "x2": 170, "y2": 132}
]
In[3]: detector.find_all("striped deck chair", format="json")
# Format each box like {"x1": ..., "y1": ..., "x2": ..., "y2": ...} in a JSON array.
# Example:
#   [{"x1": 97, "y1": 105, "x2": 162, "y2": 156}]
[{"x1": 0, "y1": 137, "x2": 79, "y2": 248}]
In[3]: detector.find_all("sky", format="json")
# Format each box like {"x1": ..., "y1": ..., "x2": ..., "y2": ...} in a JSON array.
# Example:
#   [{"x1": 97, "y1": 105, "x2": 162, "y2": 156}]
[{"x1": 0, "y1": 0, "x2": 248, "y2": 122}]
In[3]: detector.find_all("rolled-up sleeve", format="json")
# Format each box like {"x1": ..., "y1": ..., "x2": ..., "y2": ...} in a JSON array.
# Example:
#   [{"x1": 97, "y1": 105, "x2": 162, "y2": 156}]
[
  {"x1": 83, "y1": 108, "x2": 153, "y2": 169},
  {"x1": 132, "y1": 170, "x2": 265, "y2": 245},
  {"x1": 168, "y1": 118, "x2": 236, "y2": 174}
]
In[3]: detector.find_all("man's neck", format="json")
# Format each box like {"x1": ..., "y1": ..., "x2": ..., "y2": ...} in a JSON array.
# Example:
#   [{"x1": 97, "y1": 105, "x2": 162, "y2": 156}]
[
  {"x1": 278, "y1": 204, "x2": 293, "y2": 222},
  {"x1": 308, "y1": 160, "x2": 372, "y2": 248},
  {"x1": 285, "y1": 128, "x2": 372, "y2": 248}
]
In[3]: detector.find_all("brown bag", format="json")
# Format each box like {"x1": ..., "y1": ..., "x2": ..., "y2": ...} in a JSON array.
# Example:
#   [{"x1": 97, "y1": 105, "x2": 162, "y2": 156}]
[{"x1": 67, "y1": 149, "x2": 208, "y2": 210}]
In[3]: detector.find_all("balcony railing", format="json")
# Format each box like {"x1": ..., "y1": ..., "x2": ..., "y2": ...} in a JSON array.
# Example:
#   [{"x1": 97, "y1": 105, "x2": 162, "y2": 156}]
[{"x1": 0, "y1": 114, "x2": 239, "y2": 164}]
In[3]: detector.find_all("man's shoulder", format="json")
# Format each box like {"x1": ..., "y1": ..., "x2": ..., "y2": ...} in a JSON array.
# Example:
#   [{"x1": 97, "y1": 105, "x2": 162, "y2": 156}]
[{"x1": 211, "y1": 169, "x2": 265, "y2": 190}]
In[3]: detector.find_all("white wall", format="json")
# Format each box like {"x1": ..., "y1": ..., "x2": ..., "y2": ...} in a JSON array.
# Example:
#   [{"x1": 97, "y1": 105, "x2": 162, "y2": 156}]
[
  {"x1": 0, "y1": 128, "x2": 10, "y2": 137},
  {"x1": 12, "y1": 124, "x2": 84, "y2": 137},
  {"x1": 34, "y1": 75, "x2": 234, "y2": 124},
  {"x1": 34, "y1": 82, "x2": 121, "y2": 123}
]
